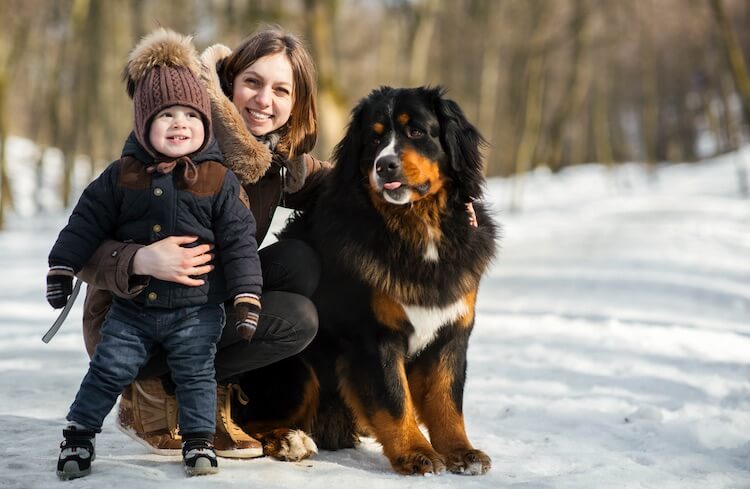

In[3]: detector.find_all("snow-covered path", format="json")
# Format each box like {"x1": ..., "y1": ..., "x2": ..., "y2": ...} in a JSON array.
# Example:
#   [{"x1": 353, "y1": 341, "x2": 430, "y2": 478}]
[{"x1": 1, "y1": 147, "x2": 749, "y2": 488}]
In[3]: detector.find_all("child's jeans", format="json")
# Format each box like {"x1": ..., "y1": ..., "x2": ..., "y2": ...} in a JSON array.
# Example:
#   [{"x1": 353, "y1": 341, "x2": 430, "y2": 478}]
[{"x1": 67, "y1": 298, "x2": 224, "y2": 435}]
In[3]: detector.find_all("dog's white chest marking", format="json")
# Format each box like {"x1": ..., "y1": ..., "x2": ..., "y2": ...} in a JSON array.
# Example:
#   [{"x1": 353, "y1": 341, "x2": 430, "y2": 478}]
[{"x1": 403, "y1": 299, "x2": 468, "y2": 356}]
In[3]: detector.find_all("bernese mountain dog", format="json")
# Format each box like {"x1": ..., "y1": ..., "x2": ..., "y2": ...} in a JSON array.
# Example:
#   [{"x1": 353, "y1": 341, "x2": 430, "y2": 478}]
[{"x1": 237, "y1": 86, "x2": 498, "y2": 476}]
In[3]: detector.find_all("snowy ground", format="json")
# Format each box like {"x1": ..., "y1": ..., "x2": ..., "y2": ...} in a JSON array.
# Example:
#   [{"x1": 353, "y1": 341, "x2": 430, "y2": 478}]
[{"x1": 1, "y1": 142, "x2": 749, "y2": 488}]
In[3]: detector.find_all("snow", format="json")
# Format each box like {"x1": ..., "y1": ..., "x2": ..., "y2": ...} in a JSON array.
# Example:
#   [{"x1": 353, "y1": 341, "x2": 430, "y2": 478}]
[{"x1": 1, "y1": 140, "x2": 749, "y2": 488}]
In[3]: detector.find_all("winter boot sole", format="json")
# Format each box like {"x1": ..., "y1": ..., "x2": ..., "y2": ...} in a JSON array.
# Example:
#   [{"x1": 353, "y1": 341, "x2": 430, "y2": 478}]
[{"x1": 56, "y1": 461, "x2": 91, "y2": 480}]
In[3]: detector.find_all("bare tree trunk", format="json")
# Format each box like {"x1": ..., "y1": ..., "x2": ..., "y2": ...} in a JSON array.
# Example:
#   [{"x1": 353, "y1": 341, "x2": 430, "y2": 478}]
[
  {"x1": 0, "y1": 15, "x2": 31, "y2": 228},
  {"x1": 509, "y1": 48, "x2": 546, "y2": 212},
  {"x1": 708, "y1": 0, "x2": 750, "y2": 127},
  {"x1": 0, "y1": 73, "x2": 9, "y2": 230},
  {"x1": 593, "y1": 69, "x2": 614, "y2": 167},
  {"x1": 477, "y1": 0, "x2": 503, "y2": 175},
  {"x1": 408, "y1": 0, "x2": 441, "y2": 86},
  {"x1": 543, "y1": 0, "x2": 589, "y2": 172},
  {"x1": 508, "y1": 1, "x2": 551, "y2": 212},
  {"x1": 305, "y1": 0, "x2": 347, "y2": 159}
]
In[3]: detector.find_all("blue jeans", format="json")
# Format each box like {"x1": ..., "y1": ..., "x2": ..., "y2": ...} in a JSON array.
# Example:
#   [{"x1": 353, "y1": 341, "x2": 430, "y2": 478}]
[{"x1": 67, "y1": 299, "x2": 224, "y2": 435}]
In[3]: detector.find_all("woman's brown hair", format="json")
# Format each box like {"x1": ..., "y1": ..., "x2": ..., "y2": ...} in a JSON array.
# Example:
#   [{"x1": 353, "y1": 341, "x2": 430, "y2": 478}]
[{"x1": 218, "y1": 27, "x2": 318, "y2": 158}]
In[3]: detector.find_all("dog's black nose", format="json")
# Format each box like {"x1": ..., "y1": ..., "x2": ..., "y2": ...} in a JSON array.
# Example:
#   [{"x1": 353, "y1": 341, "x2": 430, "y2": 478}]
[{"x1": 375, "y1": 155, "x2": 401, "y2": 179}]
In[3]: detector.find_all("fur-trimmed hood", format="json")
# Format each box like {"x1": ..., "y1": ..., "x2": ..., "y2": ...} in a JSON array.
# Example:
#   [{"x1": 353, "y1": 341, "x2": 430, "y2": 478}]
[
  {"x1": 199, "y1": 44, "x2": 307, "y2": 191},
  {"x1": 199, "y1": 44, "x2": 270, "y2": 186}
]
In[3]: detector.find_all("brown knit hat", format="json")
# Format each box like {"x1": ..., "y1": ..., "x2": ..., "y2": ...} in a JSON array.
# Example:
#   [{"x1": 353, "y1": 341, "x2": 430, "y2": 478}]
[{"x1": 124, "y1": 28, "x2": 211, "y2": 158}]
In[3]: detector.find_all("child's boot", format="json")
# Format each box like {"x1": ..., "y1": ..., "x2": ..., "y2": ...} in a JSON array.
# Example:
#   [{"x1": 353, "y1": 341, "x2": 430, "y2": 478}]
[
  {"x1": 182, "y1": 434, "x2": 219, "y2": 476},
  {"x1": 57, "y1": 426, "x2": 96, "y2": 480}
]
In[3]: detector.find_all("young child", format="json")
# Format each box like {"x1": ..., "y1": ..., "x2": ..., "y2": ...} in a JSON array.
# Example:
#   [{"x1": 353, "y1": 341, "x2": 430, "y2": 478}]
[{"x1": 46, "y1": 29, "x2": 262, "y2": 479}]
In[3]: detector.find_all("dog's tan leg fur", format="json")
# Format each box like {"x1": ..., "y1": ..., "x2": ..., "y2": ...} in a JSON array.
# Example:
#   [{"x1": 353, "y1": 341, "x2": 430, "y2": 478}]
[{"x1": 339, "y1": 361, "x2": 446, "y2": 475}]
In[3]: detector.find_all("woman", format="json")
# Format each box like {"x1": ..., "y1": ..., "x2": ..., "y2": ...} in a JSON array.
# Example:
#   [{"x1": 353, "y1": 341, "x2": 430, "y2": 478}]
[{"x1": 78, "y1": 27, "x2": 329, "y2": 459}]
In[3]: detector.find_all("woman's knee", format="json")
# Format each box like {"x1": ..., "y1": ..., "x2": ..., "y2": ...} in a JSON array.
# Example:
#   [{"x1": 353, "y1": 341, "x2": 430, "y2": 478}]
[
  {"x1": 260, "y1": 239, "x2": 321, "y2": 297},
  {"x1": 293, "y1": 296, "x2": 318, "y2": 350}
]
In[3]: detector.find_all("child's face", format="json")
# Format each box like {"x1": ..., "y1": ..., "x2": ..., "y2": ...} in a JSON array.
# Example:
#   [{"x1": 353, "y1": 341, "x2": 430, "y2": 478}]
[
  {"x1": 231, "y1": 52, "x2": 294, "y2": 137},
  {"x1": 149, "y1": 105, "x2": 205, "y2": 158}
]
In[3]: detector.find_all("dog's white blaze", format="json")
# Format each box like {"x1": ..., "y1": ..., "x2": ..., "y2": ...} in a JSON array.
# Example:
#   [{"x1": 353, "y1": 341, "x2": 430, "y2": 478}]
[
  {"x1": 375, "y1": 135, "x2": 397, "y2": 161},
  {"x1": 372, "y1": 136, "x2": 397, "y2": 183},
  {"x1": 403, "y1": 299, "x2": 469, "y2": 356}
]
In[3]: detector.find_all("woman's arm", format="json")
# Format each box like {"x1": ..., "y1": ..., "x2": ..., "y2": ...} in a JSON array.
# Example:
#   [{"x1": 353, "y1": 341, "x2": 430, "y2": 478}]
[
  {"x1": 284, "y1": 154, "x2": 332, "y2": 210},
  {"x1": 77, "y1": 240, "x2": 148, "y2": 299},
  {"x1": 77, "y1": 237, "x2": 215, "y2": 297}
]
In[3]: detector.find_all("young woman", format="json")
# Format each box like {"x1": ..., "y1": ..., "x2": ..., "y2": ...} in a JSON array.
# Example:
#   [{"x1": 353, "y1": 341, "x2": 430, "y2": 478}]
[{"x1": 78, "y1": 27, "x2": 329, "y2": 459}]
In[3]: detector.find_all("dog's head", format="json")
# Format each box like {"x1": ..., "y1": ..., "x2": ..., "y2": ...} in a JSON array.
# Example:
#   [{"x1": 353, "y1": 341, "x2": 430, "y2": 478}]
[{"x1": 332, "y1": 87, "x2": 486, "y2": 206}]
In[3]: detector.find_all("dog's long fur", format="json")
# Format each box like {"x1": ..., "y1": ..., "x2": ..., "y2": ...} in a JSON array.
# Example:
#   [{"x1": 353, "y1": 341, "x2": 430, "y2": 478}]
[{"x1": 235, "y1": 87, "x2": 498, "y2": 475}]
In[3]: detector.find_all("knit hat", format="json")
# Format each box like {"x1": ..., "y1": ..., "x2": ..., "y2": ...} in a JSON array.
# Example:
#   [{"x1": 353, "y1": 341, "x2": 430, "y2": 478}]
[{"x1": 124, "y1": 28, "x2": 211, "y2": 159}]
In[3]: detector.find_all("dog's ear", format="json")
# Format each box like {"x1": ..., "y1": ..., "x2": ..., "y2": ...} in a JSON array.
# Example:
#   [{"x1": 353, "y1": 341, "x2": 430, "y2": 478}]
[
  {"x1": 433, "y1": 91, "x2": 487, "y2": 202},
  {"x1": 331, "y1": 99, "x2": 367, "y2": 185}
]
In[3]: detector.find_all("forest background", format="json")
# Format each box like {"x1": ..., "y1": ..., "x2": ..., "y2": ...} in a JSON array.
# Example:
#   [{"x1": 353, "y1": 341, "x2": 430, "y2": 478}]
[{"x1": 0, "y1": 0, "x2": 749, "y2": 229}]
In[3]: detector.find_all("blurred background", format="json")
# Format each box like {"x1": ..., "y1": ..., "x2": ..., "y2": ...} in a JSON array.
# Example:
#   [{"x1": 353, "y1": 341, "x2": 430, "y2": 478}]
[{"x1": 0, "y1": 0, "x2": 749, "y2": 228}]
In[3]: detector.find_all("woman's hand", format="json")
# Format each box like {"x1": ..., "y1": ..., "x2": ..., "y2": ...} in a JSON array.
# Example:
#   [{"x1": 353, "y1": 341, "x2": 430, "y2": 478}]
[
  {"x1": 132, "y1": 236, "x2": 214, "y2": 286},
  {"x1": 466, "y1": 202, "x2": 478, "y2": 228}
]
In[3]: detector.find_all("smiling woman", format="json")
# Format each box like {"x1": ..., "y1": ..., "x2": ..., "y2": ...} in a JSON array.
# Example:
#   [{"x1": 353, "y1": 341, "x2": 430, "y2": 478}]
[{"x1": 231, "y1": 52, "x2": 294, "y2": 136}]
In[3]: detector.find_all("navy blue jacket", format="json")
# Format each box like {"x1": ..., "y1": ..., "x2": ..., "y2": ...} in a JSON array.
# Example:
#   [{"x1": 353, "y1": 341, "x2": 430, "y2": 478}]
[{"x1": 49, "y1": 133, "x2": 262, "y2": 308}]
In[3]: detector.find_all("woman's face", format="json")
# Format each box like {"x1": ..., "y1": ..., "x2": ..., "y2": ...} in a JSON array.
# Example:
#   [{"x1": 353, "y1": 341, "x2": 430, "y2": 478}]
[{"x1": 232, "y1": 52, "x2": 294, "y2": 136}]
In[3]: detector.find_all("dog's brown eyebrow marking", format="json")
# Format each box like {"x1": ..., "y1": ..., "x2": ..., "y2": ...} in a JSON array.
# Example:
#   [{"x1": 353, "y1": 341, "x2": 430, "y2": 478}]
[
  {"x1": 398, "y1": 113, "x2": 410, "y2": 126},
  {"x1": 373, "y1": 122, "x2": 384, "y2": 135}
]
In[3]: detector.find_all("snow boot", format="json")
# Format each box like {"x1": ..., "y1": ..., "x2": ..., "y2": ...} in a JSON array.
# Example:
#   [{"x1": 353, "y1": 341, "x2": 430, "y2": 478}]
[
  {"x1": 56, "y1": 426, "x2": 96, "y2": 480},
  {"x1": 117, "y1": 379, "x2": 182, "y2": 455},
  {"x1": 182, "y1": 435, "x2": 219, "y2": 476},
  {"x1": 214, "y1": 383, "x2": 263, "y2": 458}
]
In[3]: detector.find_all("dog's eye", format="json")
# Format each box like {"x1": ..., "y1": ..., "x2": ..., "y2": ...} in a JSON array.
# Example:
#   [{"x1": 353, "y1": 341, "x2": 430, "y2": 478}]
[
  {"x1": 406, "y1": 127, "x2": 424, "y2": 139},
  {"x1": 371, "y1": 136, "x2": 381, "y2": 146}
]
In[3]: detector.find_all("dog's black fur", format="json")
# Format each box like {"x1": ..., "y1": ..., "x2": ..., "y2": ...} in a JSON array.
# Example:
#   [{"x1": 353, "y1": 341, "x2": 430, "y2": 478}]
[{"x1": 237, "y1": 87, "x2": 498, "y2": 475}]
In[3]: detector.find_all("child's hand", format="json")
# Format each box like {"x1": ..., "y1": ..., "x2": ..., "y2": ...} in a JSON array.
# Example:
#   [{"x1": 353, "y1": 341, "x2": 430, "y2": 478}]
[
  {"x1": 234, "y1": 302, "x2": 261, "y2": 342},
  {"x1": 47, "y1": 266, "x2": 75, "y2": 309}
]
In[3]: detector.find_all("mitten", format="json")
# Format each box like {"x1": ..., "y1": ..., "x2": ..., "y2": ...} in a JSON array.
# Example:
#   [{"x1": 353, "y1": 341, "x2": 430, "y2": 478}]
[
  {"x1": 233, "y1": 295, "x2": 261, "y2": 342},
  {"x1": 47, "y1": 265, "x2": 75, "y2": 309}
]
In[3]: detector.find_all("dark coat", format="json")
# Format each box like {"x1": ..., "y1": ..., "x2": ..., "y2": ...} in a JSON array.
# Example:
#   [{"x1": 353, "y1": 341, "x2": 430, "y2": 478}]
[{"x1": 49, "y1": 133, "x2": 262, "y2": 308}]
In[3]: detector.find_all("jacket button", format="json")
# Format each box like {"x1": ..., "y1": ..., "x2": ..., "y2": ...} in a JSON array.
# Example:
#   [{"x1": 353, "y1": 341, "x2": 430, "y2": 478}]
[
  {"x1": 153, "y1": 187, "x2": 163, "y2": 196},
  {"x1": 152, "y1": 224, "x2": 162, "y2": 233},
  {"x1": 147, "y1": 292, "x2": 157, "y2": 301}
]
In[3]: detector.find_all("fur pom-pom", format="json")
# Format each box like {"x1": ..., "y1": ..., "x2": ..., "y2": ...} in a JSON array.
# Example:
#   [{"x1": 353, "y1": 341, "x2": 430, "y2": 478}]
[{"x1": 124, "y1": 28, "x2": 201, "y2": 97}]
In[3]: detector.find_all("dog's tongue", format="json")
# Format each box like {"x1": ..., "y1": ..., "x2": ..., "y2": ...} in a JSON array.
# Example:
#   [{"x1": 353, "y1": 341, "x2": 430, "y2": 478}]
[{"x1": 384, "y1": 181, "x2": 402, "y2": 190}]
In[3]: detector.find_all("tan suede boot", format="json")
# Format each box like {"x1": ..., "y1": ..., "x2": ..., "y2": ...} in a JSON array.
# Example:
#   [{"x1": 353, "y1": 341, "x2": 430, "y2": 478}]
[
  {"x1": 213, "y1": 384, "x2": 263, "y2": 458},
  {"x1": 117, "y1": 379, "x2": 182, "y2": 455}
]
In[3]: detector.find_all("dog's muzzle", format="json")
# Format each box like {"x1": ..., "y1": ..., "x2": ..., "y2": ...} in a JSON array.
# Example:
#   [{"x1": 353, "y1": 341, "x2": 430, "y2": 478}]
[{"x1": 373, "y1": 155, "x2": 410, "y2": 204}]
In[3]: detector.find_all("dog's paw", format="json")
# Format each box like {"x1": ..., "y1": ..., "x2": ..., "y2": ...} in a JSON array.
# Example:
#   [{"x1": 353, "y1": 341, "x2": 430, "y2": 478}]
[
  {"x1": 263, "y1": 429, "x2": 318, "y2": 462},
  {"x1": 392, "y1": 450, "x2": 446, "y2": 475},
  {"x1": 445, "y1": 448, "x2": 491, "y2": 475}
]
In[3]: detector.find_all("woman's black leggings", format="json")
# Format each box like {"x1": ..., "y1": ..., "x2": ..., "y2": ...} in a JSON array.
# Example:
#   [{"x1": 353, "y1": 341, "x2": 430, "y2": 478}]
[{"x1": 137, "y1": 239, "x2": 320, "y2": 382}]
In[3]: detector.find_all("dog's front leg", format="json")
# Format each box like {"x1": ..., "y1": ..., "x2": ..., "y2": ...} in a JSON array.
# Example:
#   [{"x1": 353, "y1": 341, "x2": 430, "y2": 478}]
[
  {"x1": 337, "y1": 339, "x2": 446, "y2": 475},
  {"x1": 408, "y1": 325, "x2": 491, "y2": 475}
]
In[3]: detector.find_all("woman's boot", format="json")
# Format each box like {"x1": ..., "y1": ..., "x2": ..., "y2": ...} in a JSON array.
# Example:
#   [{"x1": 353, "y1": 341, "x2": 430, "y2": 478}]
[
  {"x1": 117, "y1": 378, "x2": 182, "y2": 454},
  {"x1": 213, "y1": 383, "x2": 263, "y2": 458}
]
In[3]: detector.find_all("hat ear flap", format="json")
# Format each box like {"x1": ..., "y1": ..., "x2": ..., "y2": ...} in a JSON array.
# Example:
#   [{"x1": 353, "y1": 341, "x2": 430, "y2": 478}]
[{"x1": 123, "y1": 63, "x2": 136, "y2": 99}]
